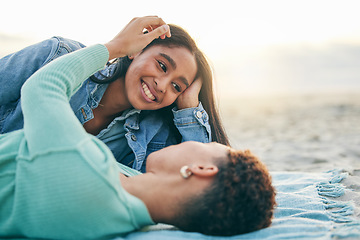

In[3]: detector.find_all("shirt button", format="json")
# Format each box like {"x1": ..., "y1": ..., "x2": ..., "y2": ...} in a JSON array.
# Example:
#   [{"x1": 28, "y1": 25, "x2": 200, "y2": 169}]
[
  {"x1": 131, "y1": 135, "x2": 137, "y2": 141},
  {"x1": 81, "y1": 108, "x2": 87, "y2": 119},
  {"x1": 196, "y1": 111, "x2": 203, "y2": 119}
]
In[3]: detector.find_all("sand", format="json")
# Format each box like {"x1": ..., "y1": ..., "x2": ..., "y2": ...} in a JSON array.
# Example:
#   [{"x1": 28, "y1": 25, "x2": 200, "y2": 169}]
[{"x1": 220, "y1": 92, "x2": 360, "y2": 221}]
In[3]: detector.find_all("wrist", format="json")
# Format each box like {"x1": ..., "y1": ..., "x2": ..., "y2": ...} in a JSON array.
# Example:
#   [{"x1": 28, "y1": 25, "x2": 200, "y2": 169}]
[
  {"x1": 104, "y1": 42, "x2": 125, "y2": 60},
  {"x1": 176, "y1": 100, "x2": 199, "y2": 110}
]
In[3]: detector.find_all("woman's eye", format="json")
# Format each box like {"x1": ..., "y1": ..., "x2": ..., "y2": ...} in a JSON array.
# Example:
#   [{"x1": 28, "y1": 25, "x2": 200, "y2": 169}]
[
  {"x1": 172, "y1": 82, "x2": 182, "y2": 93},
  {"x1": 157, "y1": 60, "x2": 167, "y2": 72}
]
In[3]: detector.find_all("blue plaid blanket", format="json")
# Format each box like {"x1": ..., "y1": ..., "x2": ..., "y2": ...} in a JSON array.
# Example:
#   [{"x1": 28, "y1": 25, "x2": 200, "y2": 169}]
[{"x1": 117, "y1": 170, "x2": 360, "y2": 240}]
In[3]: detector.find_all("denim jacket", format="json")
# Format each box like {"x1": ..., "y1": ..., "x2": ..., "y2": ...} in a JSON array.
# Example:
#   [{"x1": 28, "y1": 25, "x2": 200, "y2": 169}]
[{"x1": 0, "y1": 36, "x2": 211, "y2": 172}]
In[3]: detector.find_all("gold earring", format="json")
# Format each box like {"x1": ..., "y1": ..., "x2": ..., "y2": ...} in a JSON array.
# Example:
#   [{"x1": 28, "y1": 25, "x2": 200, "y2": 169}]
[{"x1": 180, "y1": 166, "x2": 192, "y2": 179}]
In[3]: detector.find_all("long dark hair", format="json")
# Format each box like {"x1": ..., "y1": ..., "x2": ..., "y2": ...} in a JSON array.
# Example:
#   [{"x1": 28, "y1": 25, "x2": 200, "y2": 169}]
[{"x1": 90, "y1": 24, "x2": 230, "y2": 145}]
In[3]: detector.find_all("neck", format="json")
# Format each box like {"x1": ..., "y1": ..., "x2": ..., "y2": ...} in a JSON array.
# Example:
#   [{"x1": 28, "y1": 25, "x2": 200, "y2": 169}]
[
  {"x1": 120, "y1": 173, "x2": 183, "y2": 224},
  {"x1": 84, "y1": 78, "x2": 132, "y2": 135},
  {"x1": 99, "y1": 78, "x2": 131, "y2": 117}
]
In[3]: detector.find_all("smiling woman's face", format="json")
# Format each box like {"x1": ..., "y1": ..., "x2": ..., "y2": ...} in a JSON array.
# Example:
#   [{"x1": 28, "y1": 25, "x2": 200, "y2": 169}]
[{"x1": 124, "y1": 45, "x2": 197, "y2": 110}]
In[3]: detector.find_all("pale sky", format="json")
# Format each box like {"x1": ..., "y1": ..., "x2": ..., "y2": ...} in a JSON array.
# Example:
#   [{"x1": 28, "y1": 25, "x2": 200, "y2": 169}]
[{"x1": 1, "y1": 0, "x2": 360, "y2": 96}]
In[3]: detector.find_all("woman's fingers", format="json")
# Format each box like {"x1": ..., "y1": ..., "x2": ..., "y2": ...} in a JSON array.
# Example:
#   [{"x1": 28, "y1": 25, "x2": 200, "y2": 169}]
[
  {"x1": 104, "y1": 16, "x2": 171, "y2": 60},
  {"x1": 138, "y1": 16, "x2": 171, "y2": 37},
  {"x1": 141, "y1": 16, "x2": 171, "y2": 39},
  {"x1": 146, "y1": 24, "x2": 171, "y2": 40},
  {"x1": 145, "y1": 24, "x2": 171, "y2": 39},
  {"x1": 190, "y1": 77, "x2": 203, "y2": 92}
]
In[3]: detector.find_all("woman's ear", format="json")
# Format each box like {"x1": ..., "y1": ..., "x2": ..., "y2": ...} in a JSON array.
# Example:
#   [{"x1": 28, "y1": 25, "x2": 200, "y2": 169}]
[{"x1": 190, "y1": 164, "x2": 218, "y2": 177}]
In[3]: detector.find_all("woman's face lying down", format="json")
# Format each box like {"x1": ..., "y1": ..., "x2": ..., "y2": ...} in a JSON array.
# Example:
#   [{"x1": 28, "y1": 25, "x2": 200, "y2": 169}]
[{"x1": 145, "y1": 141, "x2": 229, "y2": 175}]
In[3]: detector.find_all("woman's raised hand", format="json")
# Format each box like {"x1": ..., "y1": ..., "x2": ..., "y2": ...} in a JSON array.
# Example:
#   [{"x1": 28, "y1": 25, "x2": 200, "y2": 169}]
[
  {"x1": 104, "y1": 16, "x2": 171, "y2": 60},
  {"x1": 176, "y1": 77, "x2": 202, "y2": 109}
]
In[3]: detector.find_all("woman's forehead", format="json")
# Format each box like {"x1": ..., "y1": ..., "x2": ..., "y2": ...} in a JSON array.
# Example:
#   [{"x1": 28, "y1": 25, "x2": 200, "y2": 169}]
[{"x1": 179, "y1": 142, "x2": 228, "y2": 161}]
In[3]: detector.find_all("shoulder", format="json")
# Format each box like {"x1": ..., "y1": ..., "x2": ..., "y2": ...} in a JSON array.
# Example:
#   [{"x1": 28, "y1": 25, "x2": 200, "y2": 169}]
[
  {"x1": 51, "y1": 36, "x2": 87, "y2": 51},
  {"x1": 41, "y1": 36, "x2": 87, "y2": 64}
]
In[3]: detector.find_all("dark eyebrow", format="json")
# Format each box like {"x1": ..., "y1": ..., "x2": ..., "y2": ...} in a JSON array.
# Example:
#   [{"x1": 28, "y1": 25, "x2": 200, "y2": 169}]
[
  {"x1": 160, "y1": 53, "x2": 190, "y2": 88},
  {"x1": 160, "y1": 53, "x2": 177, "y2": 69}
]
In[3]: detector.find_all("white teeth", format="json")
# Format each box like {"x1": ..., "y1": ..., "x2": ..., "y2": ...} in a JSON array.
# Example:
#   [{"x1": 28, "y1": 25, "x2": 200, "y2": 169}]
[{"x1": 142, "y1": 82, "x2": 155, "y2": 101}]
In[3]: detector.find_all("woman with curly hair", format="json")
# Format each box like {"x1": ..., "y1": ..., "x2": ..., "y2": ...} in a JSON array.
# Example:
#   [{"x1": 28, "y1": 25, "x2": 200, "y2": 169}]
[
  {"x1": 174, "y1": 148, "x2": 276, "y2": 236},
  {"x1": 0, "y1": 16, "x2": 275, "y2": 239}
]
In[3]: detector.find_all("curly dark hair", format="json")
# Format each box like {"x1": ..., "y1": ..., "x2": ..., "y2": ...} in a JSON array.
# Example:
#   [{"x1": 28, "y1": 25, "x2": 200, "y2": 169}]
[{"x1": 175, "y1": 149, "x2": 276, "y2": 236}]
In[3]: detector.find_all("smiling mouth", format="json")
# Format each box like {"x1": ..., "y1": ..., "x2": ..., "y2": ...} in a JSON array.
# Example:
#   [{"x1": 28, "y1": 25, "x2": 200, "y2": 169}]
[{"x1": 141, "y1": 81, "x2": 156, "y2": 101}]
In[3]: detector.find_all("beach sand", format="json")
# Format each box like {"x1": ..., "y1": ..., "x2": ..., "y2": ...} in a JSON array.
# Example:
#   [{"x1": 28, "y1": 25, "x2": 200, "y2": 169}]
[{"x1": 220, "y1": 92, "x2": 360, "y2": 221}]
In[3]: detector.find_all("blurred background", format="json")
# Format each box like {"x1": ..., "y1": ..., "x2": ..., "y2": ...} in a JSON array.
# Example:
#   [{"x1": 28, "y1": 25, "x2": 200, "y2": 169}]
[{"x1": 1, "y1": 0, "x2": 359, "y2": 171}]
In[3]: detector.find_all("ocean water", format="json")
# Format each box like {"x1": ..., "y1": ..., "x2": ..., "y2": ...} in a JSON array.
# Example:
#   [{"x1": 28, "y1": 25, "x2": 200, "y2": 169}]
[{"x1": 219, "y1": 92, "x2": 360, "y2": 172}]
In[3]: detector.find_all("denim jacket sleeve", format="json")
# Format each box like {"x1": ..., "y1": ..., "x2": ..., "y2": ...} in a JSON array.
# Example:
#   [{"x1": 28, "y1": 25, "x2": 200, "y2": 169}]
[
  {"x1": 172, "y1": 102, "x2": 211, "y2": 143},
  {"x1": 0, "y1": 36, "x2": 85, "y2": 133}
]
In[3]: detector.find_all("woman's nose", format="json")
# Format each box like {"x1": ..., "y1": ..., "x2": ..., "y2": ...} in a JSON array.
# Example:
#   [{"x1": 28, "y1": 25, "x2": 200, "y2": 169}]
[{"x1": 154, "y1": 78, "x2": 167, "y2": 93}]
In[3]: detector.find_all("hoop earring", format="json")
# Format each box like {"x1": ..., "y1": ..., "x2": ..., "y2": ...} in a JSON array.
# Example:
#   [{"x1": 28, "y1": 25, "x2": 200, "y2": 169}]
[{"x1": 180, "y1": 166, "x2": 192, "y2": 179}]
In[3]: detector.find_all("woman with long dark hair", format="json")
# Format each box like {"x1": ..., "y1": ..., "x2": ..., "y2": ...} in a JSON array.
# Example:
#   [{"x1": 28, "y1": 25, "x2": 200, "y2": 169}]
[{"x1": 0, "y1": 18, "x2": 229, "y2": 172}]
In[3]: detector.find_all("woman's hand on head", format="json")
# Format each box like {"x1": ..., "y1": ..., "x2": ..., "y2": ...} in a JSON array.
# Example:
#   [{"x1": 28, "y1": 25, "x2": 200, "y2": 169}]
[
  {"x1": 176, "y1": 77, "x2": 202, "y2": 109},
  {"x1": 104, "y1": 16, "x2": 171, "y2": 60}
]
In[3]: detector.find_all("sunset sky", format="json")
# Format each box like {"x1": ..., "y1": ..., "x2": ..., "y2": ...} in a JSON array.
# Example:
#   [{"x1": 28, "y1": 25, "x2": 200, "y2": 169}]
[{"x1": 1, "y1": 0, "x2": 360, "y2": 97}]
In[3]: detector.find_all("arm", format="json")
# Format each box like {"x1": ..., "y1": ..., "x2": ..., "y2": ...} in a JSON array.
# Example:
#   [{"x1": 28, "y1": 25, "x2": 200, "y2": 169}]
[
  {"x1": 0, "y1": 37, "x2": 85, "y2": 133},
  {"x1": 173, "y1": 102, "x2": 211, "y2": 143},
  {"x1": 174, "y1": 77, "x2": 211, "y2": 142},
  {"x1": 0, "y1": 37, "x2": 85, "y2": 105},
  {"x1": 21, "y1": 45, "x2": 109, "y2": 153}
]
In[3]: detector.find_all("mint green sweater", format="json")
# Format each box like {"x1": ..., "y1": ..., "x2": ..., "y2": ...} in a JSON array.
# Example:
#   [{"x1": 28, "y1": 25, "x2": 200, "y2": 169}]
[{"x1": 0, "y1": 44, "x2": 154, "y2": 239}]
